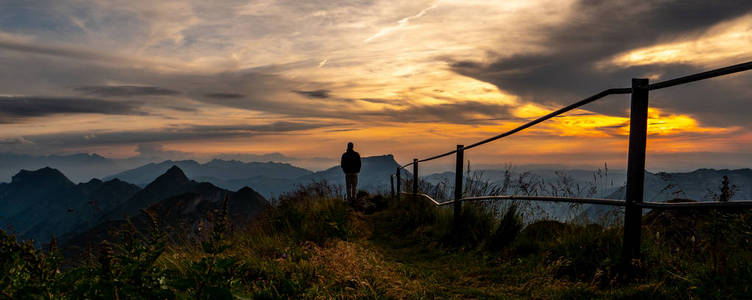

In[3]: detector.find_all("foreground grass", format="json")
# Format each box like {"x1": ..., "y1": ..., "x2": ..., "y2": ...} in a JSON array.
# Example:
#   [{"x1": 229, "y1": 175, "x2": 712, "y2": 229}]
[{"x1": 2, "y1": 182, "x2": 752, "y2": 299}]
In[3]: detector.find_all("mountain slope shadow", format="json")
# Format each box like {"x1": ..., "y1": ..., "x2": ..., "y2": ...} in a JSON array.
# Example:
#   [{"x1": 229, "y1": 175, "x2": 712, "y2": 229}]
[
  {"x1": 0, "y1": 167, "x2": 140, "y2": 244},
  {"x1": 60, "y1": 166, "x2": 269, "y2": 262}
]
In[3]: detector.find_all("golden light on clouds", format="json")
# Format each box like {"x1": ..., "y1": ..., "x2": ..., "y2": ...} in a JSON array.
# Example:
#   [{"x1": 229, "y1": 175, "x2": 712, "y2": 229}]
[
  {"x1": 606, "y1": 14, "x2": 752, "y2": 69},
  {"x1": 505, "y1": 104, "x2": 734, "y2": 139},
  {"x1": 0, "y1": 1, "x2": 750, "y2": 171}
]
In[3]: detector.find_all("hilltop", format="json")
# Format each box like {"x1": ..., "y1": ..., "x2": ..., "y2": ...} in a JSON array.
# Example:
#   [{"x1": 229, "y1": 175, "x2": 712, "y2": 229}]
[{"x1": 2, "y1": 180, "x2": 751, "y2": 298}]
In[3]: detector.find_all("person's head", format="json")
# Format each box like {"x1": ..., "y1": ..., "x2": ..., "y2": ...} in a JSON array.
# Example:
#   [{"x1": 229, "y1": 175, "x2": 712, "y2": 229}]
[{"x1": 347, "y1": 142, "x2": 354, "y2": 150}]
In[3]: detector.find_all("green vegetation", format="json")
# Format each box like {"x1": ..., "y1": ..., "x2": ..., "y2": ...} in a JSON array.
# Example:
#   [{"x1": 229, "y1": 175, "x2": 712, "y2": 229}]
[{"x1": 2, "y1": 181, "x2": 752, "y2": 299}]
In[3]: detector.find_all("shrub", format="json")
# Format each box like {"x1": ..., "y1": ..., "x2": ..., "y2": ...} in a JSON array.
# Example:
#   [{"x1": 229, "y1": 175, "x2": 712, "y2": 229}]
[
  {"x1": 382, "y1": 192, "x2": 439, "y2": 233},
  {"x1": 547, "y1": 224, "x2": 622, "y2": 282},
  {"x1": 0, "y1": 230, "x2": 60, "y2": 299},
  {"x1": 272, "y1": 197, "x2": 351, "y2": 244},
  {"x1": 60, "y1": 210, "x2": 172, "y2": 299},
  {"x1": 512, "y1": 220, "x2": 568, "y2": 256},
  {"x1": 169, "y1": 195, "x2": 239, "y2": 299},
  {"x1": 488, "y1": 204, "x2": 524, "y2": 251}
]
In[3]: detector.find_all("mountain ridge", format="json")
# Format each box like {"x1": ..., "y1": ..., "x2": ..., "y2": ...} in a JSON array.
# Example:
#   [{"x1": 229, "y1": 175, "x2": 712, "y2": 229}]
[
  {"x1": 0, "y1": 165, "x2": 268, "y2": 247},
  {"x1": 104, "y1": 159, "x2": 313, "y2": 187}
]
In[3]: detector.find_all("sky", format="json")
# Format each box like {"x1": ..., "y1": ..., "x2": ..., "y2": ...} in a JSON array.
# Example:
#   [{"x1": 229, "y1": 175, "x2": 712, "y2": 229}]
[{"x1": 0, "y1": 0, "x2": 751, "y2": 172}]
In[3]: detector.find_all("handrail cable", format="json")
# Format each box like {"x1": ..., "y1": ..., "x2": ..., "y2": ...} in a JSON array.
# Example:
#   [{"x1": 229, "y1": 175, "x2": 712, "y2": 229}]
[{"x1": 400, "y1": 193, "x2": 752, "y2": 209}]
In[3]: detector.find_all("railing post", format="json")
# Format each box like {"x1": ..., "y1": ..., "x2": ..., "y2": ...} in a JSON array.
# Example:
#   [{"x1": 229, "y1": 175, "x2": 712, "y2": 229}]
[
  {"x1": 390, "y1": 174, "x2": 395, "y2": 198},
  {"x1": 412, "y1": 159, "x2": 419, "y2": 196},
  {"x1": 453, "y1": 145, "x2": 464, "y2": 230},
  {"x1": 623, "y1": 78, "x2": 649, "y2": 268},
  {"x1": 396, "y1": 167, "x2": 401, "y2": 198}
]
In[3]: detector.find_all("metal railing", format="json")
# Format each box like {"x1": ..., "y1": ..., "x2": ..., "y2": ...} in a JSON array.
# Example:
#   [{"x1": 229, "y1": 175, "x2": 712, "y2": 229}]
[{"x1": 389, "y1": 61, "x2": 752, "y2": 265}]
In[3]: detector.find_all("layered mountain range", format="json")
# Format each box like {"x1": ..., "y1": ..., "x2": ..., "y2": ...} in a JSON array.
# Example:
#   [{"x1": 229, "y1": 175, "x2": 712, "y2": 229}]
[
  {"x1": 1, "y1": 152, "x2": 750, "y2": 247},
  {"x1": 0, "y1": 166, "x2": 267, "y2": 247},
  {"x1": 105, "y1": 155, "x2": 404, "y2": 198}
]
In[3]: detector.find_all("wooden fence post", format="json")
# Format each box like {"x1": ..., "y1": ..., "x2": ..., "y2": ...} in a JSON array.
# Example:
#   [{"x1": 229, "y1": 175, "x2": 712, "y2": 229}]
[
  {"x1": 396, "y1": 167, "x2": 401, "y2": 198},
  {"x1": 623, "y1": 78, "x2": 649, "y2": 267},
  {"x1": 454, "y1": 145, "x2": 464, "y2": 230},
  {"x1": 390, "y1": 174, "x2": 395, "y2": 198},
  {"x1": 412, "y1": 159, "x2": 419, "y2": 196}
]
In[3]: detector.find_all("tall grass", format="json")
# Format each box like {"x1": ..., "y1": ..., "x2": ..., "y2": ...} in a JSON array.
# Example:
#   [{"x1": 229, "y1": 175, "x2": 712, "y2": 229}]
[
  {"x1": 2, "y1": 177, "x2": 752, "y2": 298},
  {"x1": 388, "y1": 169, "x2": 752, "y2": 297}
]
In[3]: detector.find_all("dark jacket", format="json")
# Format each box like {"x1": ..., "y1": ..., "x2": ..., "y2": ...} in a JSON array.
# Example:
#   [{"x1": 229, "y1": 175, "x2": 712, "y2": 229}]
[{"x1": 341, "y1": 150, "x2": 361, "y2": 174}]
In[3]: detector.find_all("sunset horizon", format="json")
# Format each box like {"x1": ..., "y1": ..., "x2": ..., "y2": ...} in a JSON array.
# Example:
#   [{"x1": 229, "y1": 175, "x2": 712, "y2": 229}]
[
  {"x1": 4, "y1": 1, "x2": 752, "y2": 297},
  {"x1": 2, "y1": 0, "x2": 752, "y2": 172}
]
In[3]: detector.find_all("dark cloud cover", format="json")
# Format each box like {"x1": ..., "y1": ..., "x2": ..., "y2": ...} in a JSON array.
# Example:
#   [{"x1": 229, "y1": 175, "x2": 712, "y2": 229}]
[
  {"x1": 293, "y1": 89, "x2": 330, "y2": 99},
  {"x1": 0, "y1": 37, "x2": 118, "y2": 62},
  {"x1": 359, "y1": 98, "x2": 393, "y2": 104},
  {"x1": 362, "y1": 100, "x2": 517, "y2": 124},
  {"x1": 450, "y1": 0, "x2": 752, "y2": 126},
  {"x1": 74, "y1": 85, "x2": 180, "y2": 97},
  {"x1": 0, "y1": 96, "x2": 142, "y2": 122},
  {"x1": 0, "y1": 137, "x2": 32, "y2": 145},
  {"x1": 203, "y1": 93, "x2": 245, "y2": 99},
  {"x1": 19, "y1": 120, "x2": 341, "y2": 147}
]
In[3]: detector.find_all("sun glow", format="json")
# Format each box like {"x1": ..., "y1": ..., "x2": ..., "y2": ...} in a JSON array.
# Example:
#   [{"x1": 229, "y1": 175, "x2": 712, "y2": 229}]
[{"x1": 510, "y1": 106, "x2": 732, "y2": 138}]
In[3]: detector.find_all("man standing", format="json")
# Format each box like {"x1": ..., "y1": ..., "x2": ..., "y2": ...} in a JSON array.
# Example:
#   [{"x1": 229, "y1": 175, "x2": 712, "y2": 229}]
[{"x1": 341, "y1": 142, "x2": 361, "y2": 202}]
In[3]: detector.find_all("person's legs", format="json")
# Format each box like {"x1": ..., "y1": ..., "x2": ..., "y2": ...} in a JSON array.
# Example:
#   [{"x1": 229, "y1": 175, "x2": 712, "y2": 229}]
[
  {"x1": 350, "y1": 174, "x2": 358, "y2": 201},
  {"x1": 345, "y1": 174, "x2": 352, "y2": 201},
  {"x1": 345, "y1": 173, "x2": 358, "y2": 201}
]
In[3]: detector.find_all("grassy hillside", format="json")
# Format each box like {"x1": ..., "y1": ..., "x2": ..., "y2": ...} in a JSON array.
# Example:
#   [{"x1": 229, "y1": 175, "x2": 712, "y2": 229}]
[{"x1": 2, "y1": 181, "x2": 752, "y2": 299}]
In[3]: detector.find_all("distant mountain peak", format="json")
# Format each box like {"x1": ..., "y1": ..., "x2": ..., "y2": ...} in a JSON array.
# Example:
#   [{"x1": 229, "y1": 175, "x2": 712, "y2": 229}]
[
  {"x1": 11, "y1": 167, "x2": 74, "y2": 186},
  {"x1": 139, "y1": 165, "x2": 191, "y2": 189},
  {"x1": 235, "y1": 186, "x2": 260, "y2": 196},
  {"x1": 164, "y1": 165, "x2": 188, "y2": 179},
  {"x1": 236, "y1": 186, "x2": 253, "y2": 192},
  {"x1": 365, "y1": 154, "x2": 396, "y2": 161}
]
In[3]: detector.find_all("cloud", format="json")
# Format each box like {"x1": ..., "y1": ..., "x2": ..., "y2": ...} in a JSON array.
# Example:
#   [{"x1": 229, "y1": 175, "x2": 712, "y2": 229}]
[
  {"x1": 293, "y1": 89, "x2": 330, "y2": 99},
  {"x1": 133, "y1": 144, "x2": 304, "y2": 163},
  {"x1": 74, "y1": 85, "x2": 180, "y2": 97},
  {"x1": 365, "y1": 3, "x2": 438, "y2": 42},
  {"x1": 215, "y1": 152, "x2": 297, "y2": 162},
  {"x1": 0, "y1": 137, "x2": 33, "y2": 145},
  {"x1": 203, "y1": 93, "x2": 245, "y2": 99},
  {"x1": 188, "y1": 121, "x2": 336, "y2": 134},
  {"x1": 449, "y1": 0, "x2": 752, "y2": 126},
  {"x1": 0, "y1": 34, "x2": 118, "y2": 62},
  {"x1": 1, "y1": 0, "x2": 750, "y2": 171},
  {"x1": 358, "y1": 98, "x2": 393, "y2": 104},
  {"x1": 363, "y1": 100, "x2": 517, "y2": 124},
  {"x1": 0, "y1": 31, "x2": 191, "y2": 72},
  {"x1": 0, "y1": 38, "x2": 330, "y2": 119},
  {"x1": 0, "y1": 96, "x2": 143, "y2": 123},
  {"x1": 133, "y1": 143, "x2": 195, "y2": 160},
  {"x1": 20, "y1": 121, "x2": 342, "y2": 147}
]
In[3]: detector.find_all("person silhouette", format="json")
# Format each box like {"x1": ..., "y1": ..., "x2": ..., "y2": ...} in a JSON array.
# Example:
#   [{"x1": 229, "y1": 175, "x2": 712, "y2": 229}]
[{"x1": 340, "y1": 142, "x2": 361, "y2": 202}]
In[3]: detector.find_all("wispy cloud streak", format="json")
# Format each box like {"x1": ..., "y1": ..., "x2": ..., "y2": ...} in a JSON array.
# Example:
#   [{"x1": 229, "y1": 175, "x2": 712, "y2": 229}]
[{"x1": 364, "y1": 3, "x2": 438, "y2": 42}]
